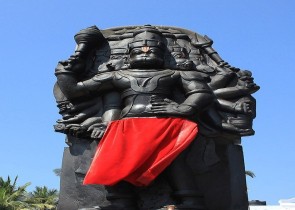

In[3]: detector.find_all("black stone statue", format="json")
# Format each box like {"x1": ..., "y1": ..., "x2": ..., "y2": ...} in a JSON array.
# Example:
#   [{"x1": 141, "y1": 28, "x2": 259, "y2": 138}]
[{"x1": 54, "y1": 25, "x2": 259, "y2": 210}]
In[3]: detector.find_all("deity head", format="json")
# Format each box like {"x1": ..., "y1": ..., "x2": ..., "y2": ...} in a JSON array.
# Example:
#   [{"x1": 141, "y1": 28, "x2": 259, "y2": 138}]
[
  {"x1": 128, "y1": 27, "x2": 165, "y2": 69},
  {"x1": 237, "y1": 70, "x2": 254, "y2": 84},
  {"x1": 74, "y1": 25, "x2": 104, "y2": 58},
  {"x1": 170, "y1": 46, "x2": 193, "y2": 70},
  {"x1": 237, "y1": 70, "x2": 260, "y2": 94},
  {"x1": 105, "y1": 48, "x2": 128, "y2": 71}
]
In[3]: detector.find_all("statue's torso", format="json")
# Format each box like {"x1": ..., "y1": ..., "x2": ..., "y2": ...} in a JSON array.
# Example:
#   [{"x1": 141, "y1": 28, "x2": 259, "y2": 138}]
[{"x1": 113, "y1": 69, "x2": 180, "y2": 118}]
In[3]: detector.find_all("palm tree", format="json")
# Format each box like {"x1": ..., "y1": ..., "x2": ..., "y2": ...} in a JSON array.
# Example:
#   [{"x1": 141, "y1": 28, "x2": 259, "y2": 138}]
[
  {"x1": 0, "y1": 176, "x2": 31, "y2": 210},
  {"x1": 245, "y1": 170, "x2": 256, "y2": 178},
  {"x1": 52, "y1": 169, "x2": 61, "y2": 177},
  {"x1": 26, "y1": 186, "x2": 58, "y2": 210}
]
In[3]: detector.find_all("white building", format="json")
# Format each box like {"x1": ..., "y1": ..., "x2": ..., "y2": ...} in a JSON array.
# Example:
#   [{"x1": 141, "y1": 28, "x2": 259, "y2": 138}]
[
  {"x1": 250, "y1": 197, "x2": 295, "y2": 209},
  {"x1": 250, "y1": 206, "x2": 295, "y2": 210}
]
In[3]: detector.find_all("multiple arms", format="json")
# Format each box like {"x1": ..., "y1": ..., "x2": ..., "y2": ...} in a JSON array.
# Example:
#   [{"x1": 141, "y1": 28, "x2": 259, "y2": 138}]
[{"x1": 150, "y1": 71, "x2": 214, "y2": 116}]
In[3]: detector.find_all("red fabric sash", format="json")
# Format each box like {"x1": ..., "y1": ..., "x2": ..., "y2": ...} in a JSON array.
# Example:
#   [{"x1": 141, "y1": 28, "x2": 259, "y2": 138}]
[{"x1": 83, "y1": 117, "x2": 198, "y2": 186}]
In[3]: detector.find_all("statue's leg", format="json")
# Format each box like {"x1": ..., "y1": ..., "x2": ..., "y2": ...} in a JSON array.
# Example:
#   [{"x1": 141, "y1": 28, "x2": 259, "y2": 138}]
[
  {"x1": 165, "y1": 147, "x2": 206, "y2": 209},
  {"x1": 103, "y1": 181, "x2": 138, "y2": 210}
]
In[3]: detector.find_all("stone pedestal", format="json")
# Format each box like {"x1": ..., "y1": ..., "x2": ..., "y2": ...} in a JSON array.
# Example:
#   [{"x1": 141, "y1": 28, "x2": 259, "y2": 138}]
[
  {"x1": 227, "y1": 144, "x2": 249, "y2": 210},
  {"x1": 58, "y1": 136, "x2": 249, "y2": 210},
  {"x1": 57, "y1": 137, "x2": 109, "y2": 210}
]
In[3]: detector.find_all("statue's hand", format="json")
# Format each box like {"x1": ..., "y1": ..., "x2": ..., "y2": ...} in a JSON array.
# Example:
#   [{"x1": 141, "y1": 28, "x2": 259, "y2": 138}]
[
  {"x1": 65, "y1": 124, "x2": 86, "y2": 137},
  {"x1": 57, "y1": 112, "x2": 87, "y2": 124},
  {"x1": 232, "y1": 127, "x2": 255, "y2": 136},
  {"x1": 150, "y1": 97, "x2": 195, "y2": 116},
  {"x1": 222, "y1": 122, "x2": 255, "y2": 136},
  {"x1": 233, "y1": 101, "x2": 253, "y2": 115},
  {"x1": 87, "y1": 122, "x2": 108, "y2": 139},
  {"x1": 59, "y1": 52, "x2": 86, "y2": 73}
]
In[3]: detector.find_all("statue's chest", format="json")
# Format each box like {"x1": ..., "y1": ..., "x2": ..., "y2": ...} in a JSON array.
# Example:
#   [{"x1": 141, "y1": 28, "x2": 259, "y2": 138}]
[{"x1": 114, "y1": 70, "x2": 178, "y2": 92}]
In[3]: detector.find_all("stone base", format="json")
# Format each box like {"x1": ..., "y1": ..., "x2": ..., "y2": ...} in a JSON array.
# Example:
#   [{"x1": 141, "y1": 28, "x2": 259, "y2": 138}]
[{"x1": 58, "y1": 135, "x2": 249, "y2": 210}]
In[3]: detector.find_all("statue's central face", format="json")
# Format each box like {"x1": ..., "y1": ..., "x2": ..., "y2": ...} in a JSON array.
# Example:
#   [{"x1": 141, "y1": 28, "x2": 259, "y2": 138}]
[{"x1": 129, "y1": 45, "x2": 164, "y2": 69}]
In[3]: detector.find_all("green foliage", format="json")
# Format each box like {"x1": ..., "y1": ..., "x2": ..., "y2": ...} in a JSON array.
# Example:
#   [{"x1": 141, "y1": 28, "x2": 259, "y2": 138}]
[
  {"x1": 0, "y1": 176, "x2": 31, "y2": 210},
  {"x1": 52, "y1": 169, "x2": 61, "y2": 177},
  {"x1": 0, "y1": 176, "x2": 58, "y2": 210},
  {"x1": 26, "y1": 186, "x2": 58, "y2": 210}
]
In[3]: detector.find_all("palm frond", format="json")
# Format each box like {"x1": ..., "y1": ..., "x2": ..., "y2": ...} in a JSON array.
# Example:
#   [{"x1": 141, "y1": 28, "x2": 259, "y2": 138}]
[{"x1": 245, "y1": 170, "x2": 256, "y2": 178}]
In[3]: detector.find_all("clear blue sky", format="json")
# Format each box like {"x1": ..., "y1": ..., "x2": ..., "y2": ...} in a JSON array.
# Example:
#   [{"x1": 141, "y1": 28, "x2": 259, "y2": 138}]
[{"x1": 1, "y1": 0, "x2": 294, "y2": 205}]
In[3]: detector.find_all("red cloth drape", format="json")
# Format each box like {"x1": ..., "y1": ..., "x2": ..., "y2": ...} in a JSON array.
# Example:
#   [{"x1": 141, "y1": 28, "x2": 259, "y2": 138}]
[{"x1": 83, "y1": 117, "x2": 198, "y2": 186}]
